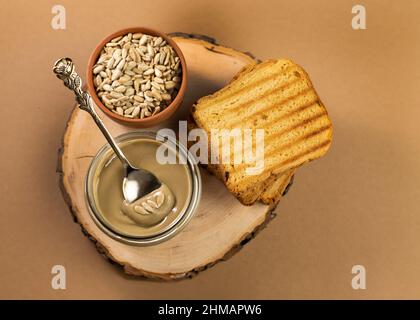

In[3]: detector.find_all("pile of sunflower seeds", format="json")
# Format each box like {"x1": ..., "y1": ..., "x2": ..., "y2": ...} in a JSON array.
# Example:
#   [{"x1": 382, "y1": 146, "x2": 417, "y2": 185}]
[{"x1": 92, "y1": 32, "x2": 182, "y2": 119}]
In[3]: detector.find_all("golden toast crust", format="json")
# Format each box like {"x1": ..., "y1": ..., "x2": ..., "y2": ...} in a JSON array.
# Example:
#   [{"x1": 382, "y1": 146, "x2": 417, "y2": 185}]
[{"x1": 191, "y1": 59, "x2": 333, "y2": 205}]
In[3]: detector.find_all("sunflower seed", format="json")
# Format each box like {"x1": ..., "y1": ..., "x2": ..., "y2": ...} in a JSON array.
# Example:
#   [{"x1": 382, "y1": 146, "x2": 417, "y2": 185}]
[
  {"x1": 132, "y1": 68, "x2": 142, "y2": 74},
  {"x1": 116, "y1": 58, "x2": 125, "y2": 70},
  {"x1": 172, "y1": 61, "x2": 180, "y2": 71},
  {"x1": 111, "y1": 69, "x2": 122, "y2": 81},
  {"x1": 152, "y1": 106, "x2": 161, "y2": 115},
  {"x1": 111, "y1": 35, "x2": 123, "y2": 43},
  {"x1": 154, "y1": 53, "x2": 161, "y2": 64},
  {"x1": 132, "y1": 106, "x2": 141, "y2": 117},
  {"x1": 151, "y1": 82, "x2": 161, "y2": 90},
  {"x1": 124, "y1": 106, "x2": 135, "y2": 115},
  {"x1": 164, "y1": 81, "x2": 175, "y2": 90},
  {"x1": 143, "y1": 68, "x2": 154, "y2": 76},
  {"x1": 97, "y1": 55, "x2": 107, "y2": 64},
  {"x1": 164, "y1": 52, "x2": 170, "y2": 65},
  {"x1": 128, "y1": 48, "x2": 136, "y2": 61},
  {"x1": 147, "y1": 44, "x2": 154, "y2": 56},
  {"x1": 138, "y1": 63, "x2": 150, "y2": 71},
  {"x1": 102, "y1": 84, "x2": 112, "y2": 91},
  {"x1": 93, "y1": 65, "x2": 104, "y2": 74},
  {"x1": 154, "y1": 77, "x2": 164, "y2": 84},
  {"x1": 154, "y1": 37, "x2": 163, "y2": 47},
  {"x1": 139, "y1": 35, "x2": 148, "y2": 46},
  {"x1": 154, "y1": 68, "x2": 163, "y2": 77},
  {"x1": 133, "y1": 95, "x2": 144, "y2": 102},
  {"x1": 151, "y1": 90, "x2": 162, "y2": 101},
  {"x1": 159, "y1": 52, "x2": 166, "y2": 64},
  {"x1": 126, "y1": 61, "x2": 137, "y2": 70},
  {"x1": 112, "y1": 49, "x2": 122, "y2": 59},
  {"x1": 144, "y1": 95, "x2": 154, "y2": 102},
  {"x1": 133, "y1": 33, "x2": 143, "y2": 39},
  {"x1": 125, "y1": 87, "x2": 135, "y2": 96},
  {"x1": 116, "y1": 107, "x2": 124, "y2": 115},
  {"x1": 161, "y1": 93, "x2": 171, "y2": 101},
  {"x1": 106, "y1": 57, "x2": 115, "y2": 69},
  {"x1": 121, "y1": 48, "x2": 128, "y2": 59},
  {"x1": 142, "y1": 55, "x2": 152, "y2": 62},
  {"x1": 122, "y1": 80, "x2": 133, "y2": 86},
  {"x1": 134, "y1": 79, "x2": 141, "y2": 93},
  {"x1": 102, "y1": 96, "x2": 111, "y2": 105},
  {"x1": 115, "y1": 85, "x2": 126, "y2": 93},
  {"x1": 95, "y1": 75, "x2": 102, "y2": 87},
  {"x1": 110, "y1": 91, "x2": 123, "y2": 99},
  {"x1": 117, "y1": 95, "x2": 129, "y2": 102},
  {"x1": 119, "y1": 75, "x2": 131, "y2": 83}
]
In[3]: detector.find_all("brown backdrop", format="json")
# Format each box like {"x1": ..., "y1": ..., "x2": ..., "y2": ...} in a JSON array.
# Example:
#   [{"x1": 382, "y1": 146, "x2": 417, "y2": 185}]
[{"x1": 0, "y1": 0, "x2": 419, "y2": 299}]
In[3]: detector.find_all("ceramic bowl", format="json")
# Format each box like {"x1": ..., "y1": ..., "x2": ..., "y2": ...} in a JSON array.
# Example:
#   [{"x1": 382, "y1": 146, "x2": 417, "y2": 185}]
[{"x1": 86, "y1": 27, "x2": 187, "y2": 127}]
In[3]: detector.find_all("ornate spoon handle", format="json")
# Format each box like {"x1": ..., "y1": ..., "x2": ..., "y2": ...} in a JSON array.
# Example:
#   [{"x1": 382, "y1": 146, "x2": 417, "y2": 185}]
[{"x1": 53, "y1": 57, "x2": 132, "y2": 168}]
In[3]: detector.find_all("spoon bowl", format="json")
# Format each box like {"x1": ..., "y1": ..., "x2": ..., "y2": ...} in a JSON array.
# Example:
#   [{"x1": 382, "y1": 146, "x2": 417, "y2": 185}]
[{"x1": 123, "y1": 166, "x2": 161, "y2": 203}]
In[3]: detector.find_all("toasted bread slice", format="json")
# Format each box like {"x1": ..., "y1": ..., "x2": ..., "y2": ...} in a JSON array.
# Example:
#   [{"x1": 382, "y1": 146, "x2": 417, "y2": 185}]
[
  {"x1": 191, "y1": 59, "x2": 333, "y2": 205},
  {"x1": 187, "y1": 115, "x2": 295, "y2": 206}
]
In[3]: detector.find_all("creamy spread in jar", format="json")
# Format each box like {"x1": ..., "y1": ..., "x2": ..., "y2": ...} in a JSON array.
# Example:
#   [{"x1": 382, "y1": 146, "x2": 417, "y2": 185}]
[{"x1": 92, "y1": 138, "x2": 192, "y2": 238}]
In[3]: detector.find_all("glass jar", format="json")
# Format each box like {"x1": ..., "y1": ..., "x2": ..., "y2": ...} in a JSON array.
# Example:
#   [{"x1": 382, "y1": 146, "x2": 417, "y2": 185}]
[{"x1": 85, "y1": 131, "x2": 201, "y2": 245}]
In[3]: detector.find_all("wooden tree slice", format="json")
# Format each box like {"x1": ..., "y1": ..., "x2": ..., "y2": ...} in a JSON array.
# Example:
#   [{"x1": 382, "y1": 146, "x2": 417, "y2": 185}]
[{"x1": 57, "y1": 34, "x2": 292, "y2": 280}]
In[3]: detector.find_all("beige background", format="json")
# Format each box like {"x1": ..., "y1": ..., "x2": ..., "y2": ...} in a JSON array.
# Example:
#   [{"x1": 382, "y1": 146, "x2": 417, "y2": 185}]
[{"x1": 0, "y1": 0, "x2": 419, "y2": 299}]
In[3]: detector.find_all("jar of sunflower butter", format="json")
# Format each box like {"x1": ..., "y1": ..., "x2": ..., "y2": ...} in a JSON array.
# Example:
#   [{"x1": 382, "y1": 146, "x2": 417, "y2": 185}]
[{"x1": 85, "y1": 131, "x2": 201, "y2": 245}]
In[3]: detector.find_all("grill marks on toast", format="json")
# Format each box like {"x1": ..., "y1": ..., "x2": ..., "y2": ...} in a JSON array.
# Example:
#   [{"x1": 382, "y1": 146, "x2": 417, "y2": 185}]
[
  {"x1": 191, "y1": 59, "x2": 333, "y2": 205},
  {"x1": 208, "y1": 92, "x2": 328, "y2": 173},
  {"x1": 228, "y1": 73, "x2": 311, "y2": 122},
  {"x1": 272, "y1": 140, "x2": 331, "y2": 172},
  {"x1": 200, "y1": 63, "x2": 331, "y2": 177},
  {"x1": 257, "y1": 99, "x2": 320, "y2": 130},
  {"x1": 221, "y1": 79, "x2": 307, "y2": 128},
  {"x1": 197, "y1": 61, "x2": 296, "y2": 111},
  {"x1": 266, "y1": 119, "x2": 331, "y2": 157},
  {"x1": 201, "y1": 70, "x2": 314, "y2": 129},
  {"x1": 229, "y1": 97, "x2": 322, "y2": 153},
  {"x1": 261, "y1": 123, "x2": 332, "y2": 171},
  {"x1": 198, "y1": 69, "x2": 301, "y2": 119},
  {"x1": 187, "y1": 117, "x2": 295, "y2": 206},
  {"x1": 233, "y1": 111, "x2": 331, "y2": 173},
  {"x1": 249, "y1": 112, "x2": 329, "y2": 158}
]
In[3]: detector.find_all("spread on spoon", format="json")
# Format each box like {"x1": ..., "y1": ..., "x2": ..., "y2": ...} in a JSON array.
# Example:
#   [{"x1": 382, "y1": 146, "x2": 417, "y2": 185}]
[{"x1": 121, "y1": 183, "x2": 175, "y2": 227}]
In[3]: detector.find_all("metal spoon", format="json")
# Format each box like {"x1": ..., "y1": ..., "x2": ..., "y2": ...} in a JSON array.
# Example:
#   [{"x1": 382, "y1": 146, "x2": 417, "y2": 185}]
[{"x1": 53, "y1": 57, "x2": 161, "y2": 203}]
